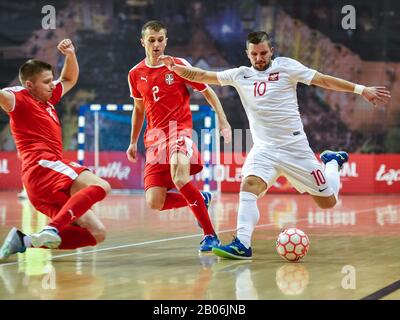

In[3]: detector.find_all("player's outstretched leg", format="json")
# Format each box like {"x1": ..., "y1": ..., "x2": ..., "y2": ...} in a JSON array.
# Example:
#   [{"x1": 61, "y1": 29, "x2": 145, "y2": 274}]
[
  {"x1": 212, "y1": 192, "x2": 257, "y2": 259},
  {"x1": 212, "y1": 176, "x2": 266, "y2": 260},
  {"x1": 320, "y1": 150, "x2": 349, "y2": 201},
  {"x1": 320, "y1": 150, "x2": 349, "y2": 170}
]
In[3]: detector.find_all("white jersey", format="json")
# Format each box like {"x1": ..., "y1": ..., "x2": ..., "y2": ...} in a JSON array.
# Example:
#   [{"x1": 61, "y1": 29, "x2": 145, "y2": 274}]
[{"x1": 217, "y1": 57, "x2": 317, "y2": 147}]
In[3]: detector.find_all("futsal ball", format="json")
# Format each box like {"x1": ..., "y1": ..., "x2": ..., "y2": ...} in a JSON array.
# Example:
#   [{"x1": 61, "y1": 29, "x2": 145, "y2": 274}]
[{"x1": 276, "y1": 228, "x2": 310, "y2": 262}]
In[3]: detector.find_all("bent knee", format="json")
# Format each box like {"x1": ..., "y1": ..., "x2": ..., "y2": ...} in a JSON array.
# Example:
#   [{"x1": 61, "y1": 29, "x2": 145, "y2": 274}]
[
  {"x1": 316, "y1": 197, "x2": 337, "y2": 209},
  {"x1": 172, "y1": 176, "x2": 189, "y2": 189},
  {"x1": 241, "y1": 176, "x2": 268, "y2": 196},
  {"x1": 146, "y1": 197, "x2": 164, "y2": 211},
  {"x1": 98, "y1": 180, "x2": 112, "y2": 195}
]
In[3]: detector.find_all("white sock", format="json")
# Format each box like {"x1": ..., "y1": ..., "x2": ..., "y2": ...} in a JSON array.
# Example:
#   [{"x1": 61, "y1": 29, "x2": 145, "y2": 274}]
[
  {"x1": 324, "y1": 160, "x2": 340, "y2": 200},
  {"x1": 23, "y1": 236, "x2": 32, "y2": 248},
  {"x1": 236, "y1": 191, "x2": 259, "y2": 249},
  {"x1": 43, "y1": 226, "x2": 59, "y2": 233}
]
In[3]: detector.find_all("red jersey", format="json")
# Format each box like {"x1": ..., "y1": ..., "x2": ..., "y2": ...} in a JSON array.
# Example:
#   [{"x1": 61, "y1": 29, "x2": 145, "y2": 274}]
[
  {"x1": 128, "y1": 57, "x2": 207, "y2": 148},
  {"x1": 4, "y1": 82, "x2": 64, "y2": 175}
]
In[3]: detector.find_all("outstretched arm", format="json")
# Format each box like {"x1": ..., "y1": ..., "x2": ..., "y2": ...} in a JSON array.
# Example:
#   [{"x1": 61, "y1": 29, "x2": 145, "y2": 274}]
[
  {"x1": 200, "y1": 87, "x2": 232, "y2": 143},
  {"x1": 311, "y1": 72, "x2": 391, "y2": 107},
  {"x1": 57, "y1": 39, "x2": 79, "y2": 96},
  {"x1": 126, "y1": 99, "x2": 145, "y2": 163},
  {"x1": 0, "y1": 90, "x2": 14, "y2": 113},
  {"x1": 158, "y1": 55, "x2": 221, "y2": 85}
]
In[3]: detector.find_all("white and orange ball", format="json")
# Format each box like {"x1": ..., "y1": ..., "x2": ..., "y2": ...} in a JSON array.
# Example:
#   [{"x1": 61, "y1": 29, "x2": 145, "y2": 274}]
[{"x1": 276, "y1": 228, "x2": 310, "y2": 262}]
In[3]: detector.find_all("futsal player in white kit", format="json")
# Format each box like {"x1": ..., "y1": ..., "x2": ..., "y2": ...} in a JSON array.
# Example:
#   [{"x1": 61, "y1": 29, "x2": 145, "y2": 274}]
[{"x1": 158, "y1": 31, "x2": 391, "y2": 259}]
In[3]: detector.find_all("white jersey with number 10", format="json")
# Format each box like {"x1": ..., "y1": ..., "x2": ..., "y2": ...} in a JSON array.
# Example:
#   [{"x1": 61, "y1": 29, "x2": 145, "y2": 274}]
[{"x1": 217, "y1": 57, "x2": 317, "y2": 148}]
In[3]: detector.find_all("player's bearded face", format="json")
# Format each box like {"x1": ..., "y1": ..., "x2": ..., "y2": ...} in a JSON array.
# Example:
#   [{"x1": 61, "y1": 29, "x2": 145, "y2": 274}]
[
  {"x1": 141, "y1": 29, "x2": 168, "y2": 65},
  {"x1": 27, "y1": 70, "x2": 55, "y2": 102},
  {"x1": 247, "y1": 42, "x2": 274, "y2": 71}
]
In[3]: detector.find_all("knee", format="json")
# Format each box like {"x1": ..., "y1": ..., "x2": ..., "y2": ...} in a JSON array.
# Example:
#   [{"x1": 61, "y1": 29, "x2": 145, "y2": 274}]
[
  {"x1": 241, "y1": 176, "x2": 267, "y2": 196},
  {"x1": 172, "y1": 174, "x2": 189, "y2": 190},
  {"x1": 317, "y1": 197, "x2": 336, "y2": 209},
  {"x1": 146, "y1": 195, "x2": 164, "y2": 211},
  {"x1": 98, "y1": 180, "x2": 112, "y2": 195},
  {"x1": 92, "y1": 226, "x2": 106, "y2": 244}
]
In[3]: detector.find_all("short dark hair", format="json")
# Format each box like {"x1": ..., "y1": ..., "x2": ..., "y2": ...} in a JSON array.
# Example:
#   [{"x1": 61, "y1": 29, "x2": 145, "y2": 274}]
[
  {"x1": 141, "y1": 20, "x2": 167, "y2": 37},
  {"x1": 246, "y1": 31, "x2": 272, "y2": 48},
  {"x1": 19, "y1": 59, "x2": 53, "y2": 85}
]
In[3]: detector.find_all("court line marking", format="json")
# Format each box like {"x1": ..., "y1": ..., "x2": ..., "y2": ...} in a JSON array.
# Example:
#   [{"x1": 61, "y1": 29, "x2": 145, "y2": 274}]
[
  {"x1": 361, "y1": 280, "x2": 400, "y2": 300},
  {"x1": 1, "y1": 204, "x2": 399, "y2": 267}
]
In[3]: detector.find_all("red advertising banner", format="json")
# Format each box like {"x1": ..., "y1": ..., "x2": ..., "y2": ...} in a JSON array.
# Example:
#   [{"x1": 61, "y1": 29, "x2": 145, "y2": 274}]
[{"x1": 0, "y1": 152, "x2": 399, "y2": 194}]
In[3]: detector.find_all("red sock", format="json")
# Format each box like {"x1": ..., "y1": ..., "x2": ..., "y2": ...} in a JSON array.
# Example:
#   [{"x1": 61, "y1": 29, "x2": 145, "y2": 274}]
[
  {"x1": 161, "y1": 192, "x2": 188, "y2": 210},
  {"x1": 57, "y1": 225, "x2": 97, "y2": 249},
  {"x1": 179, "y1": 182, "x2": 215, "y2": 235},
  {"x1": 49, "y1": 185, "x2": 107, "y2": 230}
]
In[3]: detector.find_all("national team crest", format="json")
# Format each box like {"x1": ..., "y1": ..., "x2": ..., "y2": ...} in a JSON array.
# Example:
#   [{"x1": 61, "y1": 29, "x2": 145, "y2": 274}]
[
  {"x1": 165, "y1": 73, "x2": 174, "y2": 85},
  {"x1": 268, "y1": 72, "x2": 279, "y2": 81}
]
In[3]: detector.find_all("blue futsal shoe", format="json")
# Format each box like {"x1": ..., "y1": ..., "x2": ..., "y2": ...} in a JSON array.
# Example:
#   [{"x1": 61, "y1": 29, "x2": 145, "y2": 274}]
[
  {"x1": 320, "y1": 150, "x2": 349, "y2": 170},
  {"x1": 199, "y1": 234, "x2": 221, "y2": 252},
  {"x1": 0, "y1": 228, "x2": 27, "y2": 260},
  {"x1": 212, "y1": 237, "x2": 252, "y2": 260}
]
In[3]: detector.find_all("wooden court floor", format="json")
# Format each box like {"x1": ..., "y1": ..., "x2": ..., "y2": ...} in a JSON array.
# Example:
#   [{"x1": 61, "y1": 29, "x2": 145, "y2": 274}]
[{"x1": 0, "y1": 191, "x2": 399, "y2": 300}]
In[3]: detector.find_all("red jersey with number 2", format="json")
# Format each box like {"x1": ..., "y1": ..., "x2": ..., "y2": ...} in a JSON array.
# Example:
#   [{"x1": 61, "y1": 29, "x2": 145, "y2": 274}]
[{"x1": 128, "y1": 57, "x2": 207, "y2": 148}]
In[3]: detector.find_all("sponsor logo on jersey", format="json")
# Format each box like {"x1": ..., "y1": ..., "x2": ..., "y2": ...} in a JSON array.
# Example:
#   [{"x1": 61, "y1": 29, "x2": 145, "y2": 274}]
[
  {"x1": 268, "y1": 72, "x2": 279, "y2": 81},
  {"x1": 176, "y1": 136, "x2": 185, "y2": 147},
  {"x1": 165, "y1": 73, "x2": 174, "y2": 85}
]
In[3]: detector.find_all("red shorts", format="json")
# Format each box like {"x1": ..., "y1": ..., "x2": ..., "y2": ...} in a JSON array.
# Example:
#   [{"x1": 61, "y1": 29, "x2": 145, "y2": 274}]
[
  {"x1": 144, "y1": 136, "x2": 203, "y2": 191},
  {"x1": 22, "y1": 159, "x2": 88, "y2": 218}
]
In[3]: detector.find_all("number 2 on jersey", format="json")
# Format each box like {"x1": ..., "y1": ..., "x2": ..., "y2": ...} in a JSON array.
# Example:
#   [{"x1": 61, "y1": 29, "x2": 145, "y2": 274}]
[
  {"x1": 253, "y1": 81, "x2": 267, "y2": 97},
  {"x1": 152, "y1": 86, "x2": 160, "y2": 102}
]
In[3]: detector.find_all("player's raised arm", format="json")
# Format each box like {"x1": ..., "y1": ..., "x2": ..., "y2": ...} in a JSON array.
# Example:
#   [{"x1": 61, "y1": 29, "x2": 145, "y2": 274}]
[
  {"x1": 0, "y1": 89, "x2": 14, "y2": 113},
  {"x1": 311, "y1": 72, "x2": 391, "y2": 107},
  {"x1": 57, "y1": 39, "x2": 79, "y2": 96},
  {"x1": 200, "y1": 87, "x2": 232, "y2": 143},
  {"x1": 158, "y1": 55, "x2": 221, "y2": 85},
  {"x1": 126, "y1": 98, "x2": 145, "y2": 163}
]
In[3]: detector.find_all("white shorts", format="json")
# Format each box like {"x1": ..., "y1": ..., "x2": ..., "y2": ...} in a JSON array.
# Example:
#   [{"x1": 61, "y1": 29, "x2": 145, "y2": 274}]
[{"x1": 241, "y1": 142, "x2": 334, "y2": 197}]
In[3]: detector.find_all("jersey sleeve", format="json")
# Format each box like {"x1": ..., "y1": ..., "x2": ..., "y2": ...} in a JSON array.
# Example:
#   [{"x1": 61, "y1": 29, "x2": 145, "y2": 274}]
[
  {"x1": 128, "y1": 71, "x2": 143, "y2": 99},
  {"x1": 174, "y1": 58, "x2": 208, "y2": 92},
  {"x1": 216, "y1": 68, "x2": 241, "y2": 86},
  {"x1": 48, "y1": 81, "x2": 64, "y2": 106},
  {"x1": 2, "y1": 86, "x2": 26, "y2": 113},
  {"x1": 283, "y1": 58, "x2": 317, "y2": 85}
]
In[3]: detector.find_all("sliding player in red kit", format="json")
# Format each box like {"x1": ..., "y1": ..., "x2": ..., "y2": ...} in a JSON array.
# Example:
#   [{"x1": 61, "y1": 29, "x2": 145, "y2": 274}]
[
  {"x1": 126, "y1": 20, "x2": 232, "y2": 252},
  {"x1": 0, "y1": 39, "x2": 111, "y2": 260}
]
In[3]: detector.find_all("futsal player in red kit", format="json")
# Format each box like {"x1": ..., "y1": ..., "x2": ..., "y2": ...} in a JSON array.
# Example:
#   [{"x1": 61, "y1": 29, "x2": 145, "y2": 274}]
[
  {"x1": 0, "y1": 39, "x2": 111, "y2": 260},
  {"x1": 126, "y1": 21, "x2": 232, "y2": 252}
]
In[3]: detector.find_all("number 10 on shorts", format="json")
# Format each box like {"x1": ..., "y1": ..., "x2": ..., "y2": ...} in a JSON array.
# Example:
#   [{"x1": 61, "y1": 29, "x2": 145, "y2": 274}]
[{"x1": 310, "y1": 169, "x2": 326, "y2": 186}]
